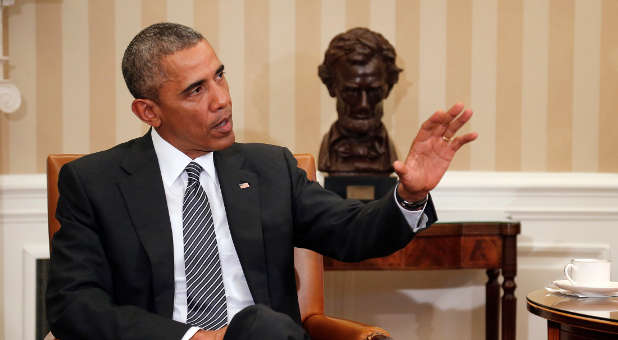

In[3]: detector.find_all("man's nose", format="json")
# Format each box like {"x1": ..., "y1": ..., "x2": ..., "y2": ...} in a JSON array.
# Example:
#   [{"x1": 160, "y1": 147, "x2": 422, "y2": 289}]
[{"x1": 210, "y1": 83, "x2": 230, "y2": 111}]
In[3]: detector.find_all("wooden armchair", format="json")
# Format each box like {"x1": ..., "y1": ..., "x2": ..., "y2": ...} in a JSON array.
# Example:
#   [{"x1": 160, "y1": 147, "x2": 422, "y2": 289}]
[{"x1": 46, "y1": 153, "x2": 391, "y2": 340}]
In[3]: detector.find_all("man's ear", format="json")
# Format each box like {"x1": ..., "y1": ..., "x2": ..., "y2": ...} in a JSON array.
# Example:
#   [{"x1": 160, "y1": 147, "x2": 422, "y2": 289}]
[{"x1": 131, "y1": 99, "x2": 161, "y2": 128}]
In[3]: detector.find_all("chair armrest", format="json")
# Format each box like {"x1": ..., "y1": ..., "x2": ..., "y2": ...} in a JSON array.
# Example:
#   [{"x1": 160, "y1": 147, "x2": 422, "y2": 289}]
[{"x1": 303, "y1": 314, "x2": 392, "y2": 340}]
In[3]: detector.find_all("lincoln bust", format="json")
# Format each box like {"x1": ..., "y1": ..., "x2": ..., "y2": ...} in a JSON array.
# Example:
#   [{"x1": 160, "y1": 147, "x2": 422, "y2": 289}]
[{"x1": 318, "y1": 27, "x2": 402, "y2": 175}]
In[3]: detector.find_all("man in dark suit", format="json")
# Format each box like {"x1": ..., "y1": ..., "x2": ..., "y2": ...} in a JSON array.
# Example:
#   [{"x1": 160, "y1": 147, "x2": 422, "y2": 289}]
[{"x1": 47, "y1": 23, "x2": 477, "y2": 340}]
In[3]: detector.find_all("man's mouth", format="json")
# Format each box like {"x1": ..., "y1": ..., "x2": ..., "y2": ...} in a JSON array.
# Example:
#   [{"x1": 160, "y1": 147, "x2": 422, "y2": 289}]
[{"x1": 212, "y1": 114, "x2": 233, "y2": 133}]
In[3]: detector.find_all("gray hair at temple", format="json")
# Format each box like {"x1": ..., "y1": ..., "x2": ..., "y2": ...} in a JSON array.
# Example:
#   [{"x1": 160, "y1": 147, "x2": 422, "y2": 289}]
[
  {"x1": 318, "y1": 27, "x2": 403, "y2": 98},
  {"x1": 122, "y1": 22, "x2": 204, "y2": 100}
]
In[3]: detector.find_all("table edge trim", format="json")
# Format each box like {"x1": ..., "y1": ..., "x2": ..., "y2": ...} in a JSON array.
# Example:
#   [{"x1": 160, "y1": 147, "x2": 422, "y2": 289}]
[{"x1": 527, "y1": 298, "x2": 618, "y2": 331}]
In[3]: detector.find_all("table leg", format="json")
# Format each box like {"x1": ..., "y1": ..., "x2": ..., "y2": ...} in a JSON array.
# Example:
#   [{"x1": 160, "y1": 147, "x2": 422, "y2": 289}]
[
  {"x1": 486, "y1": 269, "x2": 500, "y2": 340},
  {"x1": 547, "y1": 321, "x2": 560, "y2": 340},
  {"x1": 502, "y1": 234, "x2": 517, "y2": 340}
]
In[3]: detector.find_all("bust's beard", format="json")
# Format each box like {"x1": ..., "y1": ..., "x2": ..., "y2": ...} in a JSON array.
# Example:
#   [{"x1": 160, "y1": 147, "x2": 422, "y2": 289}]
[
  {"x1": 336, "y1": 117, "x2": 382, "y2": 136},
  {"x1": 336, "y1": 101, "x2": 384, "y2": 137}
]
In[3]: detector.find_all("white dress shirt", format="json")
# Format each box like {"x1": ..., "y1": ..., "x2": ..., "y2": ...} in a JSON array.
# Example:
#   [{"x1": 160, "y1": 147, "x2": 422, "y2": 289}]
[
  {"x1": 152, "y1": 129, "x2": 253, "y2": 339},
  {"x1": 150, "y1": 128, "x2": 428, "y2": 339}
]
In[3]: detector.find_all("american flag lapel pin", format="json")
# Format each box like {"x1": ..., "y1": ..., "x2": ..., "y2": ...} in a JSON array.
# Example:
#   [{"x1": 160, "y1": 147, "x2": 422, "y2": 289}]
[{"x1": 239, "y1": 182, "x2": 250, "y2": 189}]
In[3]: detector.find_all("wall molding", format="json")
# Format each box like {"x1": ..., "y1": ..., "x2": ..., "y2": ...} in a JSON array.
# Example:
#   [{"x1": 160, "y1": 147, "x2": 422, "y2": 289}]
[
  {"x1": 432, "y1": 171, "x2": 618, "y2": 222},
  {"x1": 0, "y1": 174, "x2": 46, "y2": 222},
  {"x1": 2, "y1": 171, "x2": 618, "y2": 225},
  {"x1": 519, "y1": 242, "x2": 610, "y2": 259},
  {"x1": 1, "y1": 174, "x2": 48, "y2": 340}
]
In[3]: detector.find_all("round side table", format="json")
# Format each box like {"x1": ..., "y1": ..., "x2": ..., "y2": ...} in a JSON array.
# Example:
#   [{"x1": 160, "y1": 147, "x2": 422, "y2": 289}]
[{"x1": 527, "y1": 289, "x2": 618, "y2": 339}]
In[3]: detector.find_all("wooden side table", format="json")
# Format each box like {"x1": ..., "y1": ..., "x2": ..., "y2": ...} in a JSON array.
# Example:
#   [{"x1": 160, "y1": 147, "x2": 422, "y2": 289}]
[
  {"x1": 324, "y1": 221, "x2": 520, "y2": 340},
  {"x1": 527, "y1": 289, "x2": 618, "y2": 339}
]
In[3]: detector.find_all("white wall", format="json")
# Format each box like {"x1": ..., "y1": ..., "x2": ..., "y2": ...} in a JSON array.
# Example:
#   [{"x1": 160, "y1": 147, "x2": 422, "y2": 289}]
[{"x1": 2, "y1": 172, "x2": 618, "y2": 340}]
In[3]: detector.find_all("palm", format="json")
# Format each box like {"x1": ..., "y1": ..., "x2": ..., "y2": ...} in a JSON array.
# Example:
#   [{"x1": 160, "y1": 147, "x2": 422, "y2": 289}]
[{"x1": 394, "y1": 103, "x2": 477, "y2": 201}]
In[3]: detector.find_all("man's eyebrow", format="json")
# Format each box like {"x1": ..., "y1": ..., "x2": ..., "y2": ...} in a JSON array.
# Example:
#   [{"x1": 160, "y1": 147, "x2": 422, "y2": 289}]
[
  {"x1": 179, "y1": 65, "x2": 225, "y2": 95},
  {"x1": 180, "y1": 79, "x2": 205, "y2": 95}
]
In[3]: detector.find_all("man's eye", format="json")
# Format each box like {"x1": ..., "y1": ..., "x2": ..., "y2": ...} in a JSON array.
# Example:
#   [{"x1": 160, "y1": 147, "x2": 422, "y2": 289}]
[
  {"x1": 216, "y1": 71, "x2": 226, "y2": 80},
  {"x1": 190, "y1": 86, "x2": 203, "y2": 95}
]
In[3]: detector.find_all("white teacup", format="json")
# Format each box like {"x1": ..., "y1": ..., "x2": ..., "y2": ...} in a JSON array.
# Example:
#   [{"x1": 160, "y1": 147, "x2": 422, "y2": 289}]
[{"x1": 564, "y1": 258, "x2": 611, "y2": 286}]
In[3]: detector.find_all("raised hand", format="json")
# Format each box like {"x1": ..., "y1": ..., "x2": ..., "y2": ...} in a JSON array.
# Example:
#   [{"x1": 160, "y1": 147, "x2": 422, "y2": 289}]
[{"x1": 393, "y1": 103, "x2": 478, "y2": 202}]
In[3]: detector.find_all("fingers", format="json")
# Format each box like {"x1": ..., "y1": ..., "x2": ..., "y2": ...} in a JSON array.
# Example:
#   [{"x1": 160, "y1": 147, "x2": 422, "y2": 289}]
[
  {"x1": 443, "y1": 109, "x2": 473, "y2": 139},
  {"x1": 446, "y1": 102, "x2": 465, "y2": 118},
  {"x1": 448, "y1": 132, "x2": 478, "y2": 152},
  {"x1": 419, "y1": 110, "x2": 451, "y2": 138},
  {"x1": 420, "y1": 103, "x2": 467, "y2": 137}
]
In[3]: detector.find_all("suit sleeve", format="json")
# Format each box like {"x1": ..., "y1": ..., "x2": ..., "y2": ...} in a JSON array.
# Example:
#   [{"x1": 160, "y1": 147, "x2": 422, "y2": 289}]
[
  {"x1": 283, "y1": 148, "x2": 437, "y2": 262},
  {"x1": 46, "y1": 163, "x2": 190, "y2": 340}
]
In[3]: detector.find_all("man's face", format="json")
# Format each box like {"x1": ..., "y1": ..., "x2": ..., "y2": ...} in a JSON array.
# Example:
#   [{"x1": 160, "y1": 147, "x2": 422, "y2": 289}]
[
  {"x1": 333, "y1": 56, "x2": 388, "y2": 136},
  {"x1": 152, "y1": 40, "x2": 234, "y2": 158}
]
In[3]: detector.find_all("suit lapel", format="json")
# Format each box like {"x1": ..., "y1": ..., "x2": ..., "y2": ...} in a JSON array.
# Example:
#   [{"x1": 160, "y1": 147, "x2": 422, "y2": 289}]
[
  {"x1": 117, "y1": 133, "x2": 175, "y2": 317},
  {"x1": 214, "y1": 147, "x2": 271, "y2": 306}
]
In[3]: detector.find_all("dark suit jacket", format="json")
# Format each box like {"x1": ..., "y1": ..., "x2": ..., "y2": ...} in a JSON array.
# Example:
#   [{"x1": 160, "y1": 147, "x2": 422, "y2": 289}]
[{"x1": 47, "y1": 132, "x2": 437, "y2": 340}]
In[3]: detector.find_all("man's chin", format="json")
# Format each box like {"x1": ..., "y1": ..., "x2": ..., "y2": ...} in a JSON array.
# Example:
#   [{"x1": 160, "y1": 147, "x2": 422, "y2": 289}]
[{"x1": 211, "y1": 132, "x2": 235, "y2": 151}]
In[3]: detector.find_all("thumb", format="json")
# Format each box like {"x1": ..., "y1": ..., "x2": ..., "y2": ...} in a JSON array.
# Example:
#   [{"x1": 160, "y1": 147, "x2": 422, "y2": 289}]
[{"x1": 393, "y1": 160, "x2": 406, "y2": 177}]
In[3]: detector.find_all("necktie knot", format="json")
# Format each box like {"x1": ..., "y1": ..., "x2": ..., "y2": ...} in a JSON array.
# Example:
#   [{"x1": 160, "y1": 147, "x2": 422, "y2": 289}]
[{"x1": 185, "y1": 162, "x2": 203, "y2": 185}]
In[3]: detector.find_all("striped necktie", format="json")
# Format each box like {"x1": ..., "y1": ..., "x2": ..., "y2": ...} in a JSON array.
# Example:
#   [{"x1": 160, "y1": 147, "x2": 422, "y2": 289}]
[{"x1": 182, "y1": 162, "x2": 228, "y2": 330}]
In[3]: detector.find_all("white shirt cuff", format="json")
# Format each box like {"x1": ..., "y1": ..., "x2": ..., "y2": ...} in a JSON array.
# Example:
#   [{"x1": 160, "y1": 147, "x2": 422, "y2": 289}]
[
  {"x1": 181, "y1": 326, "x2": 201, "y2": 340},
  {"x1": 393, "y1": 187, "x2": 429, "y2": 233}
]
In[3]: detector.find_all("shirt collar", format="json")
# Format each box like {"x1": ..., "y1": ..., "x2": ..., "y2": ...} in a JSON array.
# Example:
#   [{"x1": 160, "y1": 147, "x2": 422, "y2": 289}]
[{"x1": 151, "y1": 128, "x2": 216, "y2": 187}]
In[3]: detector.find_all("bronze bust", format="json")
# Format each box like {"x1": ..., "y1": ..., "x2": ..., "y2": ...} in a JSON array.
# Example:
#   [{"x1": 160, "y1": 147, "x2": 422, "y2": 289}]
[{"x1": 318, "y1": 27, "x2": 402, "y2": 175}]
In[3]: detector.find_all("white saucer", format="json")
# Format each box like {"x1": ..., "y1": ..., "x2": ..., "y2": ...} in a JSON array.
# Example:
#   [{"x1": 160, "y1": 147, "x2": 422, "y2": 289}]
[{"x1": 553, "y1": 280, "x2": 618, "y2": 297}]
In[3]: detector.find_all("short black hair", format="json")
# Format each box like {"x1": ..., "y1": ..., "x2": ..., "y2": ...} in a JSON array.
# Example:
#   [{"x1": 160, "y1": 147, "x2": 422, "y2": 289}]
[{"x1": 122, "y1": 22, "x2": 204, "y2": 100}]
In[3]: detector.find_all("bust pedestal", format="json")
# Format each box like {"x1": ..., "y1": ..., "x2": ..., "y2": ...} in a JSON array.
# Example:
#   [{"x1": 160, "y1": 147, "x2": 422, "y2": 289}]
[{"x1": 324, "y1": 175, "x2": 397, "y2": 202}]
